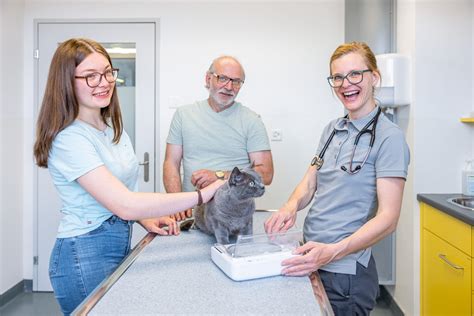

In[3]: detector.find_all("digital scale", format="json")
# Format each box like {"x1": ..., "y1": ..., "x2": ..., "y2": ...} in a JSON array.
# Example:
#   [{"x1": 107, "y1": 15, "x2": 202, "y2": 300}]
[{"x1": 211, "y1": 230, "x2": 302, "y2": 281}]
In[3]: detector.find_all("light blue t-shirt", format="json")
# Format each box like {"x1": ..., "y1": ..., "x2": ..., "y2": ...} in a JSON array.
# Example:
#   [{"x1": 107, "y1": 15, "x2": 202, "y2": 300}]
[
  {"x1": 304, "y1": 107, "x2": 410, "y2": 275},
  {"x1": 166, "y1": 100, "x2": 271, "y2": 192},
  {"x1": 48, "y1": 120, "x2": 139, "y2": 238}
]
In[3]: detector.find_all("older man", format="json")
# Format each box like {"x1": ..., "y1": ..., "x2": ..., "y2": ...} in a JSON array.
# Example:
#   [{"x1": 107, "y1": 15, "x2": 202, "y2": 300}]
[{"x1": 163, "y1": 56, "x2": 274, "y2": 220}]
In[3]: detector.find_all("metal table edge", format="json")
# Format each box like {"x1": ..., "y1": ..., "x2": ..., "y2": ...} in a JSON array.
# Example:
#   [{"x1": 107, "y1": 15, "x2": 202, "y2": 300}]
[{"x1": 72, "y1": 232, "x2": 157, "y2": 316}]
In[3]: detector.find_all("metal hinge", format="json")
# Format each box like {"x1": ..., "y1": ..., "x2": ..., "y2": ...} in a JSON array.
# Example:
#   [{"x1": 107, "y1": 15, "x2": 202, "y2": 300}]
[
  {"x1": 33, "y1": 49, "x2": 39, "y2": 59},
  {"x1": 33, "y1": 256, "x2": 38, "y2": 265}
]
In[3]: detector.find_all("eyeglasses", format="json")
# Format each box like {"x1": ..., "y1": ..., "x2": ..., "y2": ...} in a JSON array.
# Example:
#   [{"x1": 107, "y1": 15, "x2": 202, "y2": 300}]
[
  {"x1": 210, "y1": 72, "x2": 244, "y2": 88},
  {"x1": 75, "y1": 68, "x2": 119, "y2": 88},
  {"x1": 327, "y1": 69, "x2": 371, "y2": 88}
]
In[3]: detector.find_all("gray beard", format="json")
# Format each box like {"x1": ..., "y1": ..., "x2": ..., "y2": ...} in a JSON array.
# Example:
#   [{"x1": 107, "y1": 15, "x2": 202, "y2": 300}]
[{"x1": 212, "y1": 96, "x2": 235, "y2": 110}]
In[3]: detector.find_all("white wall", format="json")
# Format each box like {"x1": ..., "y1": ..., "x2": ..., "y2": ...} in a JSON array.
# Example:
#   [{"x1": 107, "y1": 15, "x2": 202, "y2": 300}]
[
  {"x1": 153, "y1": 1, "x2": 344, "y2": 210},
  {"x1": 470, "y1": 0, "x2": 474, "y2": 154},
  {"x1": 0, "y1": 0, "x2": 25, "y2": 295},
  {"x1": 4, "y1": 0, "x2": 343, "y2": 295},
  {"x1": 392, "y1": 1, "x2": 474, "y2": 315},
  {"x1": 392, "y1": 1, "x2": 416, "y2": 313},
  {"x1": 415, "y1": 0, "x2": 472, "y2": 190},
  {"x1": 0, "y1": 0, "x2": 4, "y2": 294}
]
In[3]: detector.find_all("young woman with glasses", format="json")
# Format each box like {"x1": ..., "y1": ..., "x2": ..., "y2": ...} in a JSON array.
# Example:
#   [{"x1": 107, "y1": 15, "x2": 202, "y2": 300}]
[
  {"x1": 264, "y1": 42, "x2": 410, "y2": 315},
  {"x1": 33, "y1": 38, "x2": 224, "y2": 315}
]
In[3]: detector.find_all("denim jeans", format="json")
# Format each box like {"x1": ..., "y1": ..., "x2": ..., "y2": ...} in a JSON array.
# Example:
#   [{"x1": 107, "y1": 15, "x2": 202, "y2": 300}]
[
  {"x1": 49, "y1": 215, "x2": 132, "y2": 315},
  {"x1": 319, "y1": 255, "x2": 379, "y2": 316}
]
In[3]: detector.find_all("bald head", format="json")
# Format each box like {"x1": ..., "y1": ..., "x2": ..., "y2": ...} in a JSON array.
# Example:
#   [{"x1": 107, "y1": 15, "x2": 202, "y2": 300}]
[{"x1": 208, "y1": 56, "x2": 245, "y2": 81}]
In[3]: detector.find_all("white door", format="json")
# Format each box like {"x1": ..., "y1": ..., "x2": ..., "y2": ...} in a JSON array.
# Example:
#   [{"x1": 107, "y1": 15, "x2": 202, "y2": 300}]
[{"x1": 34, "y1": 21, "x2": 158, "y2": 291}]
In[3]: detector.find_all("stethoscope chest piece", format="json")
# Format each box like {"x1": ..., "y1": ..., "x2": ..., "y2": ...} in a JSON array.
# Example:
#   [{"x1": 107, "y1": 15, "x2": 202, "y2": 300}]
[{"x1": 311, "y1": 156, "x2": 324, "y2": 170}]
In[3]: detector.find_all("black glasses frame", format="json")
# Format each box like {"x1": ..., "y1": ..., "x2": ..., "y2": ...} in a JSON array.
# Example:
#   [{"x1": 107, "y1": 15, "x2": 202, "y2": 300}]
[
  {"x1": 327, "y1": 69, "x2": 371, "y2": 88},
  {"x1": 75, "y1": 68, "x2": 119, "y2": 88}
]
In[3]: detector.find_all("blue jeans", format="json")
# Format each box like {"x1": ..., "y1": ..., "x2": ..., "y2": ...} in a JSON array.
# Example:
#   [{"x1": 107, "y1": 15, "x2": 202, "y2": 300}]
[
  {"x1": 49, "y1": 215, "x2": 132, "y2": 315},
  {"x1": 319, "y1": 255, "x2": 379, "y2": 316}
]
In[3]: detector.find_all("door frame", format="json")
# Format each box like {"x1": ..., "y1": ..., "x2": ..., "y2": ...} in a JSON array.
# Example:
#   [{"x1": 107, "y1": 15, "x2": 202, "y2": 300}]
[{"x1": 32, "y1": 18, "x2": 160, "y2": 291}]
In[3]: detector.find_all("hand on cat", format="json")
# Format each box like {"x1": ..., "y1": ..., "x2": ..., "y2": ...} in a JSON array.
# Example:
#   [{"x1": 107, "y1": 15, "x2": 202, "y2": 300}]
[
  {"x1": 264, "y1": 206, "x2": 297, "y2": 234},
  {"x1": 138, "y1": 217, "x2": 180, "y2": 236},
  {"x1": 169, "y1": 179, "x2": 225, "y2": 221},
  {"x1": 191, "y1": 169, "x2": 219, "y2": 189},
  {"x1": 281, "y1": 241, "x2": 340, "y2": 276},
  {"x1": 170, "y1": 209, "x2": 193, "y2": 221}
]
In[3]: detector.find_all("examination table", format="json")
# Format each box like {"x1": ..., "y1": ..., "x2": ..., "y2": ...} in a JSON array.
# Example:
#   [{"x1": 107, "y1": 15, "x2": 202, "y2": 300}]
[{"x1": 73, "y1": 211, "x2": 333, "y2": 315}]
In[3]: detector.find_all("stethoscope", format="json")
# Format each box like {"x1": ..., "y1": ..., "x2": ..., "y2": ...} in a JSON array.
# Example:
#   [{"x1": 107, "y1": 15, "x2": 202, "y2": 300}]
[{"x1": 311, "y1": 107, "x2": 382, "y2": 174}]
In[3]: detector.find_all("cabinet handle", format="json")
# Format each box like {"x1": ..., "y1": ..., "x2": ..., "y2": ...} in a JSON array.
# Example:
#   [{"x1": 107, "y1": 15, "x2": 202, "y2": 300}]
[
  {"x1": 139, "y1": 152, "x2": 149, "y2": 182},
  {"x1": 438, "y1": 254, "x2": 464, "y2": 270}
]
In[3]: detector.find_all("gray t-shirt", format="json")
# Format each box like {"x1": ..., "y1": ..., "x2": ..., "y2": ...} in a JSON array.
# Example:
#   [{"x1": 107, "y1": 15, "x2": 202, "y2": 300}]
[
  {"x1": 166, "y1": 99, "x2": 271, "y2": 192},
  {"x1": 304, "y1": 106, "x2": 410, "y2": 275}
]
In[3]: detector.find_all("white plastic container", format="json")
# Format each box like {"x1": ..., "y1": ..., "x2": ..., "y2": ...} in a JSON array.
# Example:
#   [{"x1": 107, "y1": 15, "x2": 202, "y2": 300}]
[{"x1": 462, "y1": 160, "x2": 474, "y2": 196}]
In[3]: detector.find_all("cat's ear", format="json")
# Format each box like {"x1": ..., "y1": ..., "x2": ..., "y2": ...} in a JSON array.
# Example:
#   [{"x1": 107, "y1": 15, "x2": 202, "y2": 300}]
[{"x1": 229, "y1": 167, "x2": 242, "y2": 186}]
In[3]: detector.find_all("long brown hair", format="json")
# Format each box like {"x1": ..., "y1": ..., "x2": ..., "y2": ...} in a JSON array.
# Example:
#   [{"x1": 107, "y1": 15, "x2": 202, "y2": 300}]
[{"x1": 34, "y1": 38, "x2": 123, "y2": 167}]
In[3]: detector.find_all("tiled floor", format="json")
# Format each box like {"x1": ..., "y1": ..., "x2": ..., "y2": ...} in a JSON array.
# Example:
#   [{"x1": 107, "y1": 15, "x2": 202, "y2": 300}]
[
  {"x1": 0, "y1": 291, "x2": 397, "y2": 316},
  {"x1": 0, "y1": 292, "x2": 61, "y2": 316}
]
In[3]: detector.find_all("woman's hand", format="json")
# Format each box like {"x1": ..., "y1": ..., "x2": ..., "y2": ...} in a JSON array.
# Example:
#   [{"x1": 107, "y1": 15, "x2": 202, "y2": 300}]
[
  {"x1": 264, "y1": 206, "x2": 297, "y2": 234},
  {"x1": 170, "y1": 209, "x2": 193, "y2": 221},
  {"x1": 200, "y1": 179, "x2": 226, "y2": 203},
  {"x1": 281, "y1": 241, "x2": 341, "y2": 276},
  {"x1": 138, "y1": 217, "x2": 180, "y2": 236}
]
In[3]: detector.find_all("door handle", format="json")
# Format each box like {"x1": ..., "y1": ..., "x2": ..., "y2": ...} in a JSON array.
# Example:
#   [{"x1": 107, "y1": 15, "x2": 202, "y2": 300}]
[
  {"x1": 139, "y1": 152, "x2": 149, "y2": 182},
  {"x1": 438, "y1": 254, "x2": 464, "y2": 270}
]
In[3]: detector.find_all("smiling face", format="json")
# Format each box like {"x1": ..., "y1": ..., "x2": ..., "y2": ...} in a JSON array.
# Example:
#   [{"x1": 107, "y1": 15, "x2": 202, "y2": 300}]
[
  {"x1": 74, "y1": 52, "x2": 115, "y2": 116},
  {"x1": 330, "y1": 52, "x2": 380, "y2": 119},
  {"x1": 205, "y1": 57, "x2": 245, "y2": 112}
]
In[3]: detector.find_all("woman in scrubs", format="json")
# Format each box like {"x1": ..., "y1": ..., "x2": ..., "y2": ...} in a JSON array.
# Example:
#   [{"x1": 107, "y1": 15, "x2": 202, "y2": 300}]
[{"x1": 265, "y1": 42, "x2": 410, "y2": 315}]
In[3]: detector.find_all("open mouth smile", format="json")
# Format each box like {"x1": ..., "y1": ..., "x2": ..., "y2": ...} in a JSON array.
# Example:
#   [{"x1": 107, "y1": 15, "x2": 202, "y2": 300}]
[{"x1": 342, "y1": 90, "x2": 359, "y2": 100}]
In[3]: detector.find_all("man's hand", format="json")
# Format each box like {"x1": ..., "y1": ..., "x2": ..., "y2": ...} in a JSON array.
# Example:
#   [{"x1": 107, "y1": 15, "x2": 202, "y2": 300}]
[
  {"x1": 170, "y1": 209, "x2": 193, "y2": 221},
  {"x1": 138, "y1": 217, "x2": 180, "y2": 236},
  {"x1": 191, "y1": 169, "x2": 219, "y2": 189}
]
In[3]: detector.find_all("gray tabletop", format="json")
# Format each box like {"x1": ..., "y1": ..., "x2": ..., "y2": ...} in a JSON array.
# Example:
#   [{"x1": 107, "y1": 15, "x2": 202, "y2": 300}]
[{"x1": 87, "y1": 211, "x2": 325, "y2": 315}]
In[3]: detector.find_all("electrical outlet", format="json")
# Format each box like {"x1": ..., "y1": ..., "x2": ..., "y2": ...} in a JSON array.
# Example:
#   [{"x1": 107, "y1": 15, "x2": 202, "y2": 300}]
[{"x1": 271, "y1": 129, "x2": 282, "y2": 141}]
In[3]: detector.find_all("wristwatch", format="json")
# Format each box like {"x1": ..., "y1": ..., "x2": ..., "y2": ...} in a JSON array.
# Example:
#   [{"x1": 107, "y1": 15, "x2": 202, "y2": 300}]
[{"x1": 215, "y1": 170, "x2": 225, "y2": 180}]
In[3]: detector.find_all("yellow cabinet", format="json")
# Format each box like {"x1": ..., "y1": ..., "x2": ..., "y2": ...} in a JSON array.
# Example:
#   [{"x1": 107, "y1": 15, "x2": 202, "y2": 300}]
[
  {"x1": 422, "y1": 230, "x2": 471, "y2": 315},
  {"x1": 421, "y1": 202, "x2": 473, "y2": 315}
]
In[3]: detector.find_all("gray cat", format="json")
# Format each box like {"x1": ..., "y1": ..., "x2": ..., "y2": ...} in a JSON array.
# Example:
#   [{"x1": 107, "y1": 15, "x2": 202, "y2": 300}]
[{"x1": 194, "y1": 166, "x2": 265, "y2": 244}]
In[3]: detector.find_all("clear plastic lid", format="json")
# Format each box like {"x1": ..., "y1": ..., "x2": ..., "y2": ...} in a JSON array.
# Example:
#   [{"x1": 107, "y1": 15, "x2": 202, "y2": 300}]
[{"x1": 221, "y1": 230, "x2": 302, "y2": 258}]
